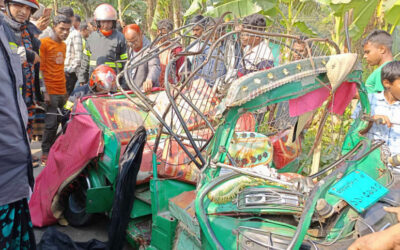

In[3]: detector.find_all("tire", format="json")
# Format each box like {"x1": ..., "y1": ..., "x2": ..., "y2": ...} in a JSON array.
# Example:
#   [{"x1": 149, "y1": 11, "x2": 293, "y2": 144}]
[{"x1": 63, "y1": 175, "x2": 93, "y2": 227}]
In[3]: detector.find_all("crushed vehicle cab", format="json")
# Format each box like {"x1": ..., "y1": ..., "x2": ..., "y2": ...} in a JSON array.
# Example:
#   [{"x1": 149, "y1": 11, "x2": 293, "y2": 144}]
[{"x1": 30, "y1": 15, "x2": 400, "y2": 250}]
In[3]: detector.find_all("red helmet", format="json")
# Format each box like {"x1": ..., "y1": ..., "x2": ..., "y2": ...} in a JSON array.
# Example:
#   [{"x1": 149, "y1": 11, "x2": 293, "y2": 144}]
[
  {"x1": 89, "y1": 65, "x2": 117, "y2": 93},
  {"x1": 93, "y1": 3, "x2": 117, "y2": 21},
  {"x1": 7, "y1": 0, "x2": 39, "y2": 12}
]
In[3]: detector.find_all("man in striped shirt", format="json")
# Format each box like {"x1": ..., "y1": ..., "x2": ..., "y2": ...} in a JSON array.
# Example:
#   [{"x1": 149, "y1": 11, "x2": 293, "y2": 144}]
[{"x1": 61, "y1": 7, "x2": 82, "y2": 96}]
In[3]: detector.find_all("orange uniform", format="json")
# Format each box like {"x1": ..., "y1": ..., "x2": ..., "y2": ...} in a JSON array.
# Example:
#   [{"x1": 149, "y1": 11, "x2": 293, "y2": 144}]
[{"x1": 40, "y1": 37, "x2": 67, "y2": 95}]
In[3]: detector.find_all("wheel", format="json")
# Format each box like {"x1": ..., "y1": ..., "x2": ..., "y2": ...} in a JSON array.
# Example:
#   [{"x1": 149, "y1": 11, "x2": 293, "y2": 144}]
[{"x1": 63, "y1": 175, "x2": 93, "y2": 227}]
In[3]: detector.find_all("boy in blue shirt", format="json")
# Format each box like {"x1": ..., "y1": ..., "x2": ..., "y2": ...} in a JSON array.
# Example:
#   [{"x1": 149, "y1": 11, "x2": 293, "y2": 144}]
[{"x1": 362, "y1": 61, "x2": 400, "y2": 157}]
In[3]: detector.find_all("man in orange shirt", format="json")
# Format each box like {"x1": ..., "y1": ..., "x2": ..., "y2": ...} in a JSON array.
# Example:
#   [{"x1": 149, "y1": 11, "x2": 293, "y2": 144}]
[{"x1": 40, "y1": 14, "x2": 71, "y2": 165}]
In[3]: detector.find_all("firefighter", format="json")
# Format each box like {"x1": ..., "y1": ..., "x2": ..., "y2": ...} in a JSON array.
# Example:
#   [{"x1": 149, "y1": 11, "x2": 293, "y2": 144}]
[
  {"x1": 0, "y1": 4, "x2": 36, "y2": 247},
  {"x1": 2, "y1": 0, "x2": 41, "y2": 135},
  {"x1": 77, "y1": 3, "x2": 127, "y2": 86},
  {"x1": 2, "y1": 0, "x2": 42, "y2": 166},
  {"x1": 66, "y1": 64, "x2": 117, "y2": 109},
  {"x1": 63, "y1": 65, "x2": 116, "y2": 130}
]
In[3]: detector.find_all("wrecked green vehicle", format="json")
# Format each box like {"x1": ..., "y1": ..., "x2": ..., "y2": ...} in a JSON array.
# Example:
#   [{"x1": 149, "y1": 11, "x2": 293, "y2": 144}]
[
  {"x1": 31, "y1": 17, "x2": 400, "y2": 249},
  {"x1": 117, "y1": 19, "x2": 399, "y2": 249}
]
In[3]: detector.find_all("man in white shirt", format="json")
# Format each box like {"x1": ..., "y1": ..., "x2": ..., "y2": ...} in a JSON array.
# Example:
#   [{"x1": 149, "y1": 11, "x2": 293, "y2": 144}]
[
  {"x1": 60, "y1": 7, "x2": 82, "y2": 95},
  {"x1": 238, "y1": 13, "x2": 274, "y2": 77}
]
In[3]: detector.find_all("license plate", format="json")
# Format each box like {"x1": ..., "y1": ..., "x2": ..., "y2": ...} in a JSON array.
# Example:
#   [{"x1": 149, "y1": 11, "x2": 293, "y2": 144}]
[{"x1": 329, "y1": 170, "x2": 388, "y2": 213}]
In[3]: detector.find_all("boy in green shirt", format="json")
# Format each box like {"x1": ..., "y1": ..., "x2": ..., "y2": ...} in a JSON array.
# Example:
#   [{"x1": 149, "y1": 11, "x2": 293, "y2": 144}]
[{"x1": 363, "y1": 30, "x2": 394, "y2": 93}]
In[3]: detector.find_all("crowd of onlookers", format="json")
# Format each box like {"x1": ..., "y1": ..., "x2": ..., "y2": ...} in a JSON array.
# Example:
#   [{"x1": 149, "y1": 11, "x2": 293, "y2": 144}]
[{"x1": 13, "y1": 4, "x2": 287, "y2": 168}]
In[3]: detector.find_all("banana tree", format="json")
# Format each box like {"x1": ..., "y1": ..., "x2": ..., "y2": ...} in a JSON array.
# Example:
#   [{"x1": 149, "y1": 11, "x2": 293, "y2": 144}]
[
  {"x1": 184, "y1": 0, "x2": 319, "y2": 37},
  {"x1": 149, "y1": 0, "x2": 185, "y2": 38},
  {"x1": 107, "y1": 0, "x2": 147, "y2": 25},
  {"x1": 317, "y1": 0, "x2": 400, "y2": 51},
  {"x1": 151, "y1": 0, "x2": 172, "y2": 30},
  {"x1": 316, "y1": 0, "x2": 379, "y2": 49},
  {"x1": 382, "y1": 0, "x2": 400, "y2": 32},
  {"x1": 183, "y1": 0, "x2": 269, "y2": 21},
  {"x1": 263, "y1": 0, "x2": 320, "y2": 35}
]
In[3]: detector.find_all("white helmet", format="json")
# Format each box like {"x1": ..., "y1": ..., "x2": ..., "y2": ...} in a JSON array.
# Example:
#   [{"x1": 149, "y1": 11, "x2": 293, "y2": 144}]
[{"x1": 93, "y1": 3, "x2": 117, "y2": 21}]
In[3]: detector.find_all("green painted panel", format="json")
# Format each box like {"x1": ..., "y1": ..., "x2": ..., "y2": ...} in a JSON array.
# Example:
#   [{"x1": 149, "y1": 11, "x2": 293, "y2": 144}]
[
  {"x1": 148, "y1": 179, "x2": 195, "y2": 249},
  {"x1": 82, "y1": 98, "x2": 121, "y2": 184},
  {"x1": 126, "y1": 216, "x2": 152, "y2": 248},
  {"x1": 149, "y1": 212, "x2": 178, "y2": 250},
  {"x1": 150, "y1": 179, "x2": 195, "y2": 216},
  {"x1": 87, "y1": 167, "x2": 107, "y2": 188},
  {"x1": 207, "y1": 216, "x2": 299, "y2": 249},
  {"x1": 86, "y1": 186, "x2": 114, "y2": 213},
  {"x1": 169, "y1": 198, "x2": 201, "y2": 239},
  {"x1": 175, "y1": 225, "x2": 201, "y2": 250},
  {"x1": 130, "y1": 199, "x2": 152, "y2": 219}
]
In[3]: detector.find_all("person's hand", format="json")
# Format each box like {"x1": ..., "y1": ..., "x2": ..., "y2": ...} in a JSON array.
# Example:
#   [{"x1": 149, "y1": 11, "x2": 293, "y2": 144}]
[
  {"x1": 348, "y1": 224, "x2": 400, "y2": 250},
  {"x1": 33, "y1": 52, "x2": 40, "y2": 64},
  {"x1": 384, "y1": 206, "x2": 400, "y2": 221},
  {"x1": 348, "y1": 230, "x2": 394, "y2": 250},
  {"x1": 372, "y1": 115, "x2": 392, "y2": 127},
  {"x1": 36, "y1": 16, "x2": 51, "y2": 31},
  {"x1": 143, "y1": 79, "x2": 153, "y2": 93},
  {"x1": 44, "y1": 92, "x2": 50, "y2": 105}
]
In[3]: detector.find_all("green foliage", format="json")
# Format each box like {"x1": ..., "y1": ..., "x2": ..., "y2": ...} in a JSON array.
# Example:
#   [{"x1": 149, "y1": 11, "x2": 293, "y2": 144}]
[
  {"x1": 256, "y1": 101, "x2": 355, "y2": 175},
  {"x1": 150, "y1": 0, "x2": 170, "y2": 30},
  {"x1": 298, "y1": 104, "x2": 354, "y2": 175},
  {"x1": 184, "y1": 0, "x2": 206, "y2": 17},
  {"x1": 293, "y1": 21, "x2": 318, "y2": 36},
  {"x1": 205, "y1": 0, "x2": 262, "y2": 18},
  {"x1": 383, "y1": 0, "x2": 400, "y2": 27},
  {"x1": 188, "y1": 0, "x2": 323, "y2": 38},
  {"x1": 393, "y1": 26, "x2": 400, "y2": 59},
  {"x1": 124, "y1": 0, "x2": 147, "y2": 25},
  {"x1": 254, "y1": 0, "x2": 277, "y2": 10},
  {"x1": 327, "y1": 0, "x2": 379, "y2": 42},
  {"x1": 315, "y1": 0, "x2": 400, "y2": 51}
]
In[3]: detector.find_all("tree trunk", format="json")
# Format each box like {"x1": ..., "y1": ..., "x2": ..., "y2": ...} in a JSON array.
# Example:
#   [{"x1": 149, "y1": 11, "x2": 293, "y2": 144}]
[
  {"x1": 146, "y1": 0, "x2": 157, "y2": 39},
  {"x1": 117, "y1": 0, "x2": 123, "y2": 25},
  {"x1": 152, "y1": 0, "x2": 163, "y2": 33},
  {"x1": 168, "y1": 0, "x2": 173, "y2": 22},
  {"x1": 82, "y1": 2, "x2": 91, "y2": 19},
  {"x1": 172, "y1": 0, "x2": 182, "y2": 29},
  {"x1": 53, "y1": 0, "x2": 58, "y2": 14}
]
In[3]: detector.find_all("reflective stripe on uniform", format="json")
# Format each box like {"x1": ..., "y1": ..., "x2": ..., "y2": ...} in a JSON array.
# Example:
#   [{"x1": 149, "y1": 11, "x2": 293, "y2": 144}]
[
  {"x1": 9, "y1": 42, "x2": 18, "y2": 53},
  {"x1": 104, "y1": 62, "x2": 123, "y2": 68},
  {"x1": 9, "y1": 42, "x2": 17, "y2": 49},
  {"x1": 90, "y1": 61, "x2": 122, "y2": 68},
  {"x1": 82, "y1": 38, "x2": 86, "y2": 51},
  {"x1": 83, "y1": 49, "x2": 91, "y2": 56},
  {"x1": 64, "y1": 100, "x2": 74, "y2": 111},
  {"x1": 120, "y1": 53, "x2": 128, "y2": 60}
]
